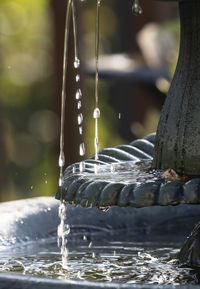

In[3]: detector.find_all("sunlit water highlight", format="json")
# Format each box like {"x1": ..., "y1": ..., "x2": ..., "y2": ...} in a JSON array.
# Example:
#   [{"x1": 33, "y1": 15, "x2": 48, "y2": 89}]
[
  {"x1": 71, "y1": 160, "x2": 161, "y2": 184},
  {"x1": 0, "y1": 239, "x2": 199, "y2": 284}
]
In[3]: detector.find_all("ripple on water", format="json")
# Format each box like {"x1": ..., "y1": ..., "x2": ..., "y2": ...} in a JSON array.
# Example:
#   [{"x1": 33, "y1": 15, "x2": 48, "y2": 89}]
[{"x1": 0, "y1": 241, "x2": 199, "y2": 284}]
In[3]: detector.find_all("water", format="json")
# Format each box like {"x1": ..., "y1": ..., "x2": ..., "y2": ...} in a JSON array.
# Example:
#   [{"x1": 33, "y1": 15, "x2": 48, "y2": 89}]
[
  {"x1": 58, "y1": 0, "x2": 86, "y2": 188},
  {"x1": 0, "y1": 239, "x2": 199, "y2": 284},
  {"x1": 77, "y1": 101, "x2": 82, "y2": 110},
  {"x1": 75, "y1": 89, "x2": 82, "y2": 100},
  {"x1": 79, "y1": 143, "x2": 86, "y2": 156},
  {"x1": 58, "y1": 0, "x2": 72, "y2": 186},
  {"x1": 74, "y1": 57, "x2": 80, "y2": 69},
  {"x1": 93, "y1": 0, "x2": 101, "y2": 161},
  {"x1": 76, "y1": 74, "x2": 80, "y2": 82},
  {"x1": 79, "y1": 126, "x2": 83, "y2": 135},
  {"x1": 78, "y1": 160, "x2": 160, "y2": 184},
  {"x1": 57, "y1": 203, "x2": 70, "y2": 268},
  {"x1": 132, "y1": 0, "x2": 143, "y2": 16},
  {"x1": 93, "y1": 107, "x2": 100, "y2": 119}
]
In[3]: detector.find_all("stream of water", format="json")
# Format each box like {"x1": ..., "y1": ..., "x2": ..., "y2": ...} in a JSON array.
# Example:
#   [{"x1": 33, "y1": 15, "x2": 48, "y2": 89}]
[
  {"x1": 57, "y1": 0, "x2": 103, "y2": 266},
  {"x1": 93, "y1": 0, "x2": 101, "y2": 161}
]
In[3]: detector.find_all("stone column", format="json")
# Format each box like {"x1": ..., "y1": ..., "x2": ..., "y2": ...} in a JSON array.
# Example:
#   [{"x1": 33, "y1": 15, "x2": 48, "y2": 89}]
[{"x1": 153, "y1": 0, "x2": 200, "y2": 176}]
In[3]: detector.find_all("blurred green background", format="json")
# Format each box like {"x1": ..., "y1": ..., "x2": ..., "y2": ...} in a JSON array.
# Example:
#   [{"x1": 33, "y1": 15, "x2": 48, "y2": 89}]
[{"x1": 0, "y1": 0, "x2": 179, "y2": 201}]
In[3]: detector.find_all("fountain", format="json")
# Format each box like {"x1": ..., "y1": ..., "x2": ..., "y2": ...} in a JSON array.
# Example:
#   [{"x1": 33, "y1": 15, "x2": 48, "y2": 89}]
[
  {"x1": 1, "y1": 0, "x2": 200, "y2": 288},
  {"x1": 56, "y1": 0, "x2": 200, "y2": 273}
]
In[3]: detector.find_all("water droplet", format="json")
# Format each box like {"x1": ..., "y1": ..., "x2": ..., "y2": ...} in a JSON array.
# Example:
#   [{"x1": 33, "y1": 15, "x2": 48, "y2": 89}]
[
  {"x1": 75, "y1": 89, "x2": 82, "y2": 100},
  {"x1": 76, "y1": 74, "x2": 80, "y2": 82},
  {"x1": 64, "y1": 224, "x2": 70, "y2": 236},
  {"x1": 45, "y1": 180, "x2": 48, "y2": 184},
  {"x1": 59, "y1": 152, "x2": 65, "y2": 167},
  {"x1": 118, "y1": 113, "x2": 121, "y2": 119},
  {"x1": 79, "y1": 126, "x2": 83, "y2": 135},
  {"x1": 92, "y1": 252, "x2": 95, "y2": 258},
  {"x1": 77, "y1": 101, "x2": 81, "y2": 110},
  {"x1": 93, "y1": 107, "x2": 100, "y2": 119},
  {"x1": 78, "y1": 113, "x2": 83, "y2": 125},
  {"x1": 79, "y1": 143, "x2": 85, "y2": 156},
  {"x1": 83, "y1": 235, "x2": 87, "y2": 241},
  {"x1": 132, "y1": 0, "x2": 143, "y2": 16},
  {"x1": 88, "y1": 241, "x2": 92, "y2": 248},
  {"x1": 74, "y1": 57, "x2": 80, "y2": 69},
  {"x1": 30, "y1": 186, "x2": 33, "y2": 190}
]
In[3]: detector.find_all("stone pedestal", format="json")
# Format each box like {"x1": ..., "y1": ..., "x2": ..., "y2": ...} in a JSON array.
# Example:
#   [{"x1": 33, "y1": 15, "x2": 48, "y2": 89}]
[{"x1": 154, "y1": 0, "x2": 200, "y2": 176}]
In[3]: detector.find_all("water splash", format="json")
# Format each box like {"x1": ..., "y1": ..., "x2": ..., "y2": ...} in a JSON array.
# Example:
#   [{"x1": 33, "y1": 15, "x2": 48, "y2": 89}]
[
  {"x1": 81, "y1": 160, "x2": 159, "y2": 184},
  {"x1": 132, "y1": 0, "x2": 143, "y2": 16},
  {"x1": 0, "y1": 244, "x2": 196, "y2": 284}
]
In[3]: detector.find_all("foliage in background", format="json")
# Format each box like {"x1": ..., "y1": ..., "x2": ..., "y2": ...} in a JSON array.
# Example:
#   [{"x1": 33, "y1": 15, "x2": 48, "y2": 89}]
[
  {"x1": 0, "y1": 0, "x2": 179, "y2": 201},
  {"x1": 0, "y1": 0, "x2": 59, "y2": 201}
]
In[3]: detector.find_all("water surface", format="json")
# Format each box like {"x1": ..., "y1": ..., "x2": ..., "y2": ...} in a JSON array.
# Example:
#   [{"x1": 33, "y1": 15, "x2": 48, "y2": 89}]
[{"x1": 0, "y1": 238, "x2": 198, "y2": 285}]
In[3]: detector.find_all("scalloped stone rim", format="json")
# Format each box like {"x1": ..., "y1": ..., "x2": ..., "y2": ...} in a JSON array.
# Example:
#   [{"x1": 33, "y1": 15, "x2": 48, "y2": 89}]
[{"x1": 56, "y1": 133, "x2": 200, "y2": 208}]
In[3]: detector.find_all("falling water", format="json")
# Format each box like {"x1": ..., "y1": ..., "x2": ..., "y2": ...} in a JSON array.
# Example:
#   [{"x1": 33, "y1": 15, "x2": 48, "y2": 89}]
[
  {"x1": 58, "y1": 0, "x2": 85, "y2": 268},
  {"x1": 72, "y1": 0, "x2": 86, "y2": 163},
  {"x1": 93, "y1": 0, "x2": 101, "y2": 161},
  {"x1": 75, "y1": 89, "x2": 82, "y2": 100},
  {"x1": 57, "y1": 0, "x2": 73, "y2": 268},
  {"x1": 58, "y1": 0, "x2": 72, "y2": 187},
  {"x1": 76, "y1": 74, "x2": 80, "y2": 82},
  {"x1": 77, "y1": 101, "x2": 82, "y2": 110},
  {"x1": 57, "y1": 203, "x2": 70, "y2": 268}
]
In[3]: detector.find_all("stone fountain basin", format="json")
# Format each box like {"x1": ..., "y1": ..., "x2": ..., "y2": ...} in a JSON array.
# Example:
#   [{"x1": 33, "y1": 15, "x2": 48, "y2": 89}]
[
  {"x1": 0, "y1": 197, "x2": 200, "y2": 288},
  {"x1": 0, "y1": 273, "x2": 199, "y2": 289}
]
